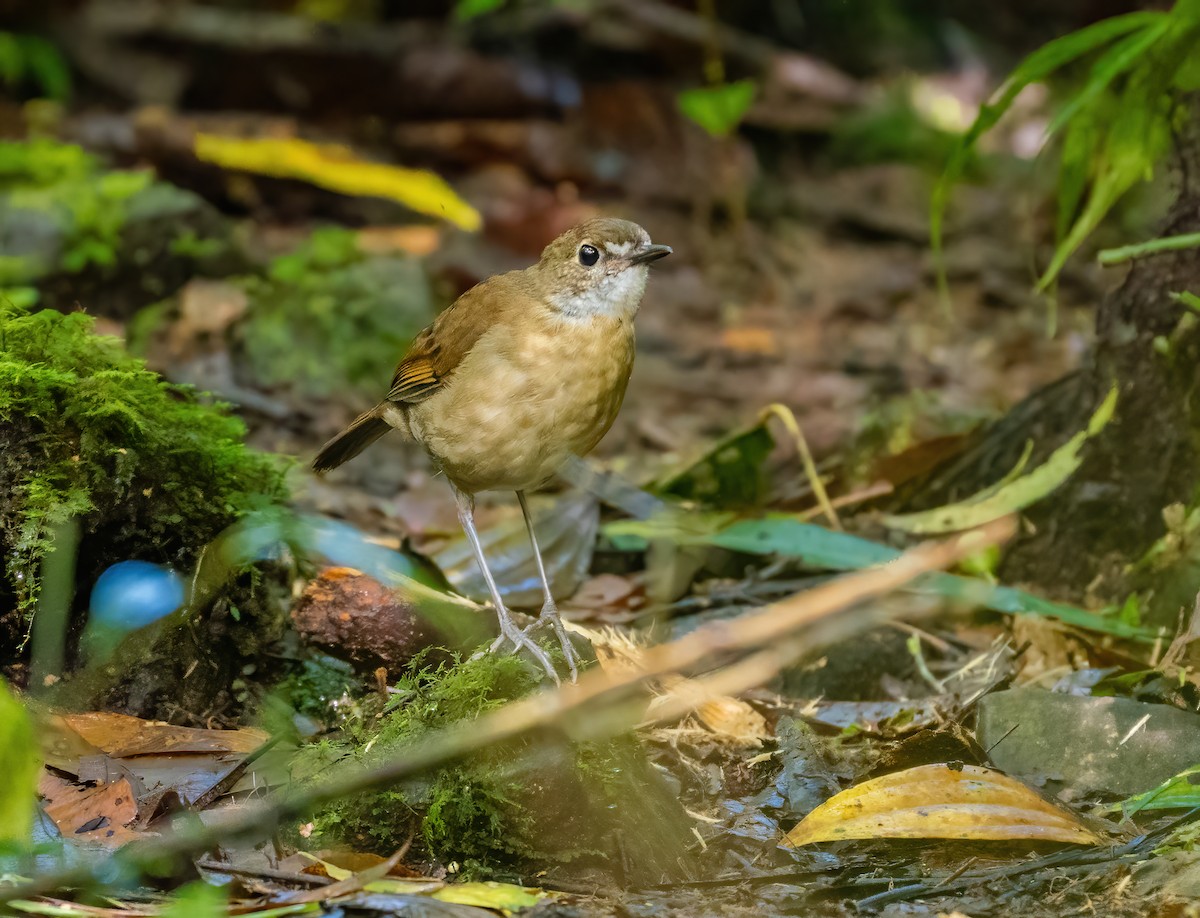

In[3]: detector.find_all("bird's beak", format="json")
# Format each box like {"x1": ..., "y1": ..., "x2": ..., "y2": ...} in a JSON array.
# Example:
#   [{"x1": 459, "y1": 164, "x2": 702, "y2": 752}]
[{"x1": 629, "y1": 243, "x2": 673, "y2": 265}]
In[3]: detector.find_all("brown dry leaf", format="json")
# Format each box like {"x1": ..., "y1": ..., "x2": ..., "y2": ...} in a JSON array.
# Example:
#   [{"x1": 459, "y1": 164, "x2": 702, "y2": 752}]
[
  {"x1": 695, "y1": 695, "x2": 772, "y2": 746},
  {"x1": 356, "y1": 225, "x2": 442, "y2": 257},
  {"x1": 562, "y1": 573, "x2": 645, "y2": 622},
  {"x1": 719, "y1": 326, "x2": 779, "y2": 357},
  {"x1": 650, "y1": 675, "x2": 772, "y2": 746},
  {"x1": 39, "y1": 770, "x2": 141, "y2": 847},
  {"x1": 52, "y1": 712, "x2": 267, "y2": 760},
  {"x1": 785, "y1": 763, "x2": 1102, "y2": 847},
  {"x1": 1010, "y1": 616, "x2": 1086, "y2": 686}
]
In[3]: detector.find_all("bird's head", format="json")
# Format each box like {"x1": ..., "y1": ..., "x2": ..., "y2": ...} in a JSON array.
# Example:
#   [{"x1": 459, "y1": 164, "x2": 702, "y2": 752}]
[{"x1": 535, "y1": 217, "x2": 671, "y2": 321}]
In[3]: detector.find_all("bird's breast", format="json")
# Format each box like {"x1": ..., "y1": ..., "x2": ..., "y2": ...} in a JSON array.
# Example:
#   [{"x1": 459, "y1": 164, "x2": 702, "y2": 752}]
[{"x1": 409, "y1": 315, "x2": 635, "y2": 492}]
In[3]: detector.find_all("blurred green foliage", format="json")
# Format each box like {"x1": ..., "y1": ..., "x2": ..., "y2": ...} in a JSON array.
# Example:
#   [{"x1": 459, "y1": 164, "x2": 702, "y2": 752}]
[
  {"x1": 0, "y1": 32, "x2": 70, "y2": 101},
  {"x1": 0, "y1": 304, "x2": 286, "y2": 622},
  {"x1": 934, "y1": 0, "x2": 1200, "y2": 299},
  {"x1": 678, "y1": 80, "x2": 757, "y2": 137},
  {"x1": 0, "y1": 139, "x2": 186, "y2": 286},
  {"x1": 830, "y1": 86, "x2": 976, "y2": 171},
  {"x1": 238, "y1": 227, "x2": 434, "y2": 398},
  {"x1": 0, "y1": 679, "x2": 40, "y2": 846}
]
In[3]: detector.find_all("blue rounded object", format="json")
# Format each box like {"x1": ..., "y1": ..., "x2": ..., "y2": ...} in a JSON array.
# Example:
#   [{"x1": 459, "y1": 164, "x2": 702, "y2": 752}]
[{"x1": 89, "y1": 560, "x2": 186, "y2": 631}]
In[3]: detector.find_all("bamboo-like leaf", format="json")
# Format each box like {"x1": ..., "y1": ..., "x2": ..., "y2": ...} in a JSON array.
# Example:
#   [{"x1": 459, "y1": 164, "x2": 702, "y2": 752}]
[
  {"x1": 194, "y1": 134, "x2": 481, "y2": 231},
  {"x1": 605, "y1": 506, "x2": 1153, "y2": 639},
  {"x1": 881, "y1": 386, "x2": 1117, "y2": 534},
  {"x1": 1119, "y1": 763, "x2": 1200, "y2": 816},
  {"x1": 931, "y1": 11, "x2": 1167, "y2": 294},
  {"x1": 786, "y1": 763, "x2": 1102, "y2": 846},
  {"x1": 1046, "y1": 19, "x2": 1170, "y2": 138},
  {"x1": 1037, "y1": 80, "x2": 1174, "y2": 289}
]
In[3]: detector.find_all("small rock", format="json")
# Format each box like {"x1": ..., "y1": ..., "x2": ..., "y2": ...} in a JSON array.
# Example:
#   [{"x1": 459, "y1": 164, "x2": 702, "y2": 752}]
[{"x1": 978, "y1": 686, "x2": 1200, "y2": 796}]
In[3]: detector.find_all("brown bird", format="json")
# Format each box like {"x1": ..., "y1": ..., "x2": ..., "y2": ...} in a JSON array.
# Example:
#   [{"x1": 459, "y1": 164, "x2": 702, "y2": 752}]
[{"x1": 312, "y1": 218, "x2": 671, "y2": 682}]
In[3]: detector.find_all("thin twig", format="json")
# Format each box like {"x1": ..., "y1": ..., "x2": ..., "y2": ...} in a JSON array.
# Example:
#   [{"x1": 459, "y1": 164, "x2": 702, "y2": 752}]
[
  {"x1": 2, "y1": 521, "x2": 1011, "y2": 904},
  {"x1": 762, "y1": 403, "x2": 842, "y2": 530}
]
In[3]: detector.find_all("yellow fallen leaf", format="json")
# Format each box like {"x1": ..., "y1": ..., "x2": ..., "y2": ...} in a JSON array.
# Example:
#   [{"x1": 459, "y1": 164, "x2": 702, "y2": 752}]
[
  {"x1": 882, "y1": 386, "x2": 1117, "y2": 534},
  {"x1": 431, "y1": 881, "x2": 546, "y2": 912},
  {"x1": 785, "y1": 763, "x2": 1102, "y2": 847},
  {"x1": 194, "y1": 133, "x2": 481, "y2": 231}
]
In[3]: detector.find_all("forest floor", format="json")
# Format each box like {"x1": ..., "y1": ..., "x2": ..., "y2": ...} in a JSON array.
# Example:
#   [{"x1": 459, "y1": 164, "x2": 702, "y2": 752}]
[{"x1": 5, "y1": 4, "x2": 1200, "y2": 917}]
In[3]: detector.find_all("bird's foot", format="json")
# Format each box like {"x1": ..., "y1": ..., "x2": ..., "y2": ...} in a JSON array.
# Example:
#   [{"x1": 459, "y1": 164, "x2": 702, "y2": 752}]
[
  {"x1": 523, "y1": 599, "x2": 580, "y2": 683},
  {"x1": 483, "y1": 604, "x2": 561, "y2": 686}
]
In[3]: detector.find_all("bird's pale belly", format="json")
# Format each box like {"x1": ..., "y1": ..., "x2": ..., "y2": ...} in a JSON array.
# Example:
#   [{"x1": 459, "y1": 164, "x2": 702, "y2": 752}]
[{"x1": 407, "y1": 320, "x2": 634, "y2": 493}]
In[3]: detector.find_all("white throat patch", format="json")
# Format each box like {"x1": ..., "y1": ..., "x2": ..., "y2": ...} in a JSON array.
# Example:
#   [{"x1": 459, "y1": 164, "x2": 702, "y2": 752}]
[{"x1": 550, "y1": 266, "x2": 649, "y2": 321}]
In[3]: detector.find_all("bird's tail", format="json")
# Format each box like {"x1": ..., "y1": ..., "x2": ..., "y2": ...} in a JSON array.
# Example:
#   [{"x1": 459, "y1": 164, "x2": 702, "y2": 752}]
[{"x1": 312, "y1": 406, "x2": 392, "y2": 473}]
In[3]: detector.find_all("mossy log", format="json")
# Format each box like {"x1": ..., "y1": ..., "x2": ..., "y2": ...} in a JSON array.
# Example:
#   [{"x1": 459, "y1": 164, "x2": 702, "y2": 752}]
[{"x1": 0, "y1": 305, "x2": 286, "y2": 713}]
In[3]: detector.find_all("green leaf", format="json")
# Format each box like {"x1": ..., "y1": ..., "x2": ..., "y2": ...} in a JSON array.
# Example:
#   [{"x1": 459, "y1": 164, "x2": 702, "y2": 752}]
[
  {"x1": 0, "y1": 679, "x2": 40, "y2": 847},
  {"x1": 652, "y1": 419, "x2": 774, "y2": 509},
  {"x1": 1170, "y1": 291, "x2": 1200, "y2": 313},
  {"x1": 604, "y1": 509, "x2": 1153, "y2": 639},
  {"x1": 706, "y1": 515, "x2": 897, "y2": 569},
  {"x1": 1119, "y1": 764, "x2": 1200, "y2": 816},
  {"x1": 678, "y1": 80, "x2": 757, "y2": 137},
  {"x1": 881, "y1": 386, "x2": 1117, "y2": 534},
  {"x1": 1046, "y1": 19, "x2": 1170, "y2": 138},
  {"x1": 931, "y1": 11, "x2": 1167, "y2": 295},
  {"x1": 159, "y1": 881, "x2": 227, "y2": 918},
  {"x1": 455, "y1": 0, "x2": 505, "y2": 20},
  {"x1": 1036, "y1": 78, "x2": 1174, "y2": 289}
]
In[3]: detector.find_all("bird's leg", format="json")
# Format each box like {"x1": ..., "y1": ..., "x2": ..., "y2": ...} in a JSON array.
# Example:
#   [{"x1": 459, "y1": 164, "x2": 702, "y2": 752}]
[
  {"x1": 451, "y1": 484, "x2": 560, "y2": 684},
  {"x1": 517, "y1": 490, "x2": 580, "y2": 682}
]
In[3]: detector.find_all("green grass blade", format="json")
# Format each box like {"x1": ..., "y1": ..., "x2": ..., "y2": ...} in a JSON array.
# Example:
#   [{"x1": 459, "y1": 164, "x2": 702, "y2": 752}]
[
  {"x1": 1046, "y1": 20, "x2": 1170, "y2": 138},
  {"x1": 931, "y1": 11, "x2": 1168, "y2": 304}
]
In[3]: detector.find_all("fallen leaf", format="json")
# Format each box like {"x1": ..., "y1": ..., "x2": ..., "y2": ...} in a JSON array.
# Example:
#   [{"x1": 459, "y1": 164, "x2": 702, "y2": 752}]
[
  {"x1": 562, "y1": 573, "x2": 644, "y2": 622},
  {"x1": 719, "y1": 326, "x2": 779, "y2": 356},
  {"x1": 797, "y1": 698, "x2": 947, "y2": 735},
  {"x1": 785, "y1": 763, "x2": 1102, "y2": 846},
  {"x1": 651, "y1": 675, "x2": 771, "y2": 746},
  {"x1": 194, "y1": 134, "x2": 481, "y2": 231},
  {"x1": 882, "y1": 386, "x2": 1117, "y2": 534},
  {"x1": 51, "y1": 712, "x2": 267, "y2": 759},
  {"x1": 39, "y1": 772, "x2": 140, "y2": 847}
]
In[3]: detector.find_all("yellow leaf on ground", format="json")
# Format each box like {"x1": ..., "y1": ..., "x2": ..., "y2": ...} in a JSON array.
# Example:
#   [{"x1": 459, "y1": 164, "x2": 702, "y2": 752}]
[
  {"x1": 431, "y1": 881, "x2": 546, "y2": 912},
  {"x1": 193, "y1": 134, "x2": 481, "y2": 231},
  {"x1": 882, "y1": 386, "x2": 1117, "y2": 534},
  {"x1": 785, "y1": 763, "x2": 1102, "y2": 847}
]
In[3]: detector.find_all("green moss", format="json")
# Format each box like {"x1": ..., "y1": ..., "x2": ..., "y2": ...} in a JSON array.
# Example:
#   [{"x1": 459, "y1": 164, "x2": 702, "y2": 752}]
[
  {"x1": 235, "y1": 227, "x2": 435, "y2": 398},
  {"x1": 0, "y1": 140, "x2": 152, "y2": 280},
  {"x1": 0, "y1": 303, "x2": 286, "y2": 629},
  {"x1": 302, "y1": 652, "x2": 693, "y2": 878},
  {"x1": 0, "y1": 140, "x2": 235, "y2": 314},
  {"x1": 307, "y1": 653, "x2": 546, "y2": 862},
  {"x1": 275, "y1": 655, "x2": 359, "y2": 723}
]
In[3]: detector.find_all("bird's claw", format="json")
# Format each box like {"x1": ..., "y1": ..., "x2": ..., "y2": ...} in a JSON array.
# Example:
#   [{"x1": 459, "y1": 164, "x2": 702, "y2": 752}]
[
  {"x1": 486, "y1": 605, "x2": 562, "y2": 686},
  {"x1": 522, "y1": 599, "x2": 580, "y2": 683}
]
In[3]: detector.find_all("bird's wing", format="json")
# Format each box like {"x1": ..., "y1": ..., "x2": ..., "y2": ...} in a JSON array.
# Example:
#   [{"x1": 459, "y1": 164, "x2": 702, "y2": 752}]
[{"x1": 385, "y1": 272, "x2": 529, "y2": 404}]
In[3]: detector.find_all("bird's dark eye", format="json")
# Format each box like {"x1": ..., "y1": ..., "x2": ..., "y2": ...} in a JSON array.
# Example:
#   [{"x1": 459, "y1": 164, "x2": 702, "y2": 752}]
[{"x1": 578, "y1": 244, "x2": 600, "y2": 267}]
